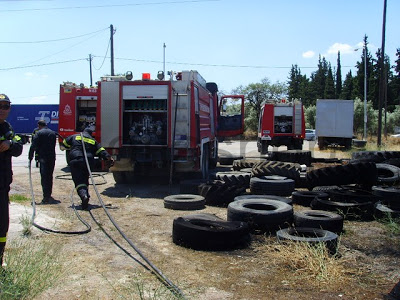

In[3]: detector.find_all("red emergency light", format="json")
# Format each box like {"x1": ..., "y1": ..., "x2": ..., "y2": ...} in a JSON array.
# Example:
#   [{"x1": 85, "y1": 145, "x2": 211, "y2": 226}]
[{"x1": 142, "y1": 73, "x2": 151, "y2": 80}]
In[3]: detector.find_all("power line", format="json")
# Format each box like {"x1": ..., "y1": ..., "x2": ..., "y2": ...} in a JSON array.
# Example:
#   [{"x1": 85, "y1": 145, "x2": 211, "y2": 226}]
[
  {"x1": 0, "y1": 58, "x2": 87, "y2": 71},
  {"x1": 0, "y1": 27, "x2": 109, "y2": 44},
  {"x1": 110, "y1": 56, "x2": 355, "y2": 69},
  {"x1": 0, "y1": 0, "x2": 220, "y2": 12}
]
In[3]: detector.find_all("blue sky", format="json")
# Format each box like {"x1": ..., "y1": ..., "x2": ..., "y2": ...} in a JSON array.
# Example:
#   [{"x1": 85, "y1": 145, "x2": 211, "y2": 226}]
[{"x1": 1, "y1": 0, "x2": 399, "y2": 104}]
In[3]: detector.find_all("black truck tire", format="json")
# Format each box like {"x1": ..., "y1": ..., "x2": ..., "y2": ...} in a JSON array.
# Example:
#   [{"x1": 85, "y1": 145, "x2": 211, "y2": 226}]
[
  {"x1": 227, "y1": 199, "x2": 293, "y2": 232},
  {"x1": 164, "y1": 194, "x2": 206, "y2": 210},
  {"x1": 199, "y1": 180, "x2": 246, "y2": 207},
  {"x1": 270, "y1": 150, "x2": 312, "y2": 166},
  {"x1": 306, "y1": 162, "x2": 377, "y2": 189},
  {"x1": 234, "y1": 194, "x2": 293, "y2": 205},
  {"x1": 372, "y1": 186, "x2": 400, "y2": 210},
  {"x1": 179, "y1": 179, "x2": 209, "y2": 194},
  {"x1": 172, "y1": 216, "x2": 250, "y2": 251},
  {"x1": 216, "y1": 171, "x2": 251, "y2": 188},
  {"x1": 293, "y1": 210, "x2": 344, "y2": 234},
  {"x1": 250, "y1": 176, "x2": 295, "y2": 196},
  {"x1": 291, "y1": 191, "x2": 329, "y2": 207},
  {"x1": 310, "y1": 197, "x2": 374, "y2": 221},
  {"x1": 276, "y1": 227, "x2": 338, "y2": 254},
  {"x1": 376, "y1": 163, "x2": 400, "y2": 185},
  {"x1": 252, "y1": 160, "x2": 301, "y2": 182}
]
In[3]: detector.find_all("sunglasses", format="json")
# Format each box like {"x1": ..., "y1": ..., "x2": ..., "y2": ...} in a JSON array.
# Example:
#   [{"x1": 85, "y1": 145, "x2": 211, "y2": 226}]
[{"x1": 0, "y1": 104, "x2": 11, "y2": 110}]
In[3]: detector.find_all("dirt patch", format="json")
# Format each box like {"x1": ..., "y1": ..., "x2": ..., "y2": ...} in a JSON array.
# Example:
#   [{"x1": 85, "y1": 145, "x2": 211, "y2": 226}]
[{"x1": 6, "y1": 155, "x2": 400, "y2": 299}]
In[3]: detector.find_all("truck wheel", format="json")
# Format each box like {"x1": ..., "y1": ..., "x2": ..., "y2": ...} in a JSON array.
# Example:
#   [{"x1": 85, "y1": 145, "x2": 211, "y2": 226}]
[
  {"x1": 209, "y1": 141, "x2": 218, "y2": 169},
  {"x1": 276, "y1": 227, "x2": 338, "y2": 254},
  {"x1": 113, "y1": 171, "x2": 127, "y2": 184},
  {"x1": 261, "y1": 141, "x2": 268, "y2": 154},
  {"x1": 201, "y1": 146, "x2": 209, "y2": 179},
  {"x1": 271, "y1": 150, "x2": 312, "y2": 166}
]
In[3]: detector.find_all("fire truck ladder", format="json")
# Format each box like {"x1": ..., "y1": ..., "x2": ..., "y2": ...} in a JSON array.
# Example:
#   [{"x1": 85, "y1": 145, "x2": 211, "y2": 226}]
[{"x1": 169, "y1": 91, "x2": 189, "y2": 184}]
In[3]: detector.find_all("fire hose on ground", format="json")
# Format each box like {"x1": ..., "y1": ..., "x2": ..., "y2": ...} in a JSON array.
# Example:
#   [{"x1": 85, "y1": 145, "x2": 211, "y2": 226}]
[{"x1": 28, "y1": 133, "x2": 185, "y2": 299}]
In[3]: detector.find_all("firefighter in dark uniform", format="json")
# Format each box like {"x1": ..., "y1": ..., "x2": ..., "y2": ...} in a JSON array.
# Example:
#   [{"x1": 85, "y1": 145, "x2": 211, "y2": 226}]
[
  {"x1": 63, "y1": 126, "x2": 113, "y2": 209},
  {"x1": 28, "y1": 120, "x2": 57, "y2": 204},
  {"x1": 0, "y1": 94, "x2": 23, "y2": 267}
]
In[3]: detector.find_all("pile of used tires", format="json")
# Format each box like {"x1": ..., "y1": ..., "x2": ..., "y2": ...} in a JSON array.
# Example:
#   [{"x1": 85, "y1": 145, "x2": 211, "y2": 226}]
[{"x1": 169, "y1": 150, "x2": 400, "y2": 254}]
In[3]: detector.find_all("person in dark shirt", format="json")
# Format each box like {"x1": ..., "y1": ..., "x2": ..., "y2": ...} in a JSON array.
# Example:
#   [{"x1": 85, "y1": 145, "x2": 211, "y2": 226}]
[
  {"x1": 63, "y1": 126, "x2": 113, "y2": 209},
  {"x1": 0, "y1": 93, "x2": 23, "y2": 267},
  {"x1": 28, "y1": 120, "x2": 57, "y2": 203}
]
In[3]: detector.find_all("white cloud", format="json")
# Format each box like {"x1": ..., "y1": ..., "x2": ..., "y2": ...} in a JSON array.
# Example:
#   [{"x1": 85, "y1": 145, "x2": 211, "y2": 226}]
[
  {"x1": 327, "y1": 43, "x2": 354, "y2": 55},
  {"x1": 302, "y1": 51, "x2": 315, "y2": 58},
  {"x1": 24, "y1": 72, "x2": 48, "y2": 80}
]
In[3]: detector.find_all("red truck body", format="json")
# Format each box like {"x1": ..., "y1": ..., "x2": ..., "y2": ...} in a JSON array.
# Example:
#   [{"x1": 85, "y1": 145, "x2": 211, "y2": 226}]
[
  {"x1": 58, "y1": 71, "x2": 244, "y2": 183},
  {"x1": 257, "y1": 100, "x2": 305, "y2": 153}
]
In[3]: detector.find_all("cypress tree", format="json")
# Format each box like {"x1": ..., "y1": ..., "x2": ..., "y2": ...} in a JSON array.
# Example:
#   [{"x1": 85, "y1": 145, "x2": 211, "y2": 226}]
[{"x1": 336, "y1": 51, "x2": 342, "y2": 98}]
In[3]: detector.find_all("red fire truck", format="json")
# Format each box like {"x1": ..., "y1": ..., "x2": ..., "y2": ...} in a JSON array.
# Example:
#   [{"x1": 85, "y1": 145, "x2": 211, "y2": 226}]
[
  {"x1": 257, "y1": 99, "x2": 305, "y2": 154},
  {"x1": 58, "y1": 71, "x2": 244, "y2": 183}
]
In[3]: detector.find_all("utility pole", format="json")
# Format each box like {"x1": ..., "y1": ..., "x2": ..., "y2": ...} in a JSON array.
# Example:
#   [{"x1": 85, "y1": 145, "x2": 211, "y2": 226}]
[
  {"x1": 88, "y1": 54, "x2": 93, "y2": 87},
  {"x1": 110, "y1": 24, "x2": 115, "y2": 76},
  {"x1": 377, "y1": 0, "x2": 387, "y2": 147},
  {"x1": 163, "y1": 43, "x2": 166, "y2": 76},
  {"x1": 363, "y1": 41, "x2": 367, "y2": 140}
]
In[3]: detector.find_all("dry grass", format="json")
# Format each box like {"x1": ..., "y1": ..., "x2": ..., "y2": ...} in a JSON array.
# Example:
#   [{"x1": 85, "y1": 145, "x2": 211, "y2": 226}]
[{"x1": 252, "y1": 238, "x2": 385, "y2": 292}]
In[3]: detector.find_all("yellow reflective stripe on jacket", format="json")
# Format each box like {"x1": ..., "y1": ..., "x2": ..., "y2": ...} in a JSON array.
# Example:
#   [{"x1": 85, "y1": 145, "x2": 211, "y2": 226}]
[
  {"x1": 0, "y1": 236, "x2": 6, "y2": 243},
  {"x1": 75, "y1": 136, "x2": 95, "y2": 145},
  {"x1": 13, "y1": 135, "x2": 21, "y2": 142},
  {"x1": 95, "y1": 147, "x2": 105, "y2": 155},
  {"x1": 63, "y1": 139, "x2": 71, "y2": 148}
]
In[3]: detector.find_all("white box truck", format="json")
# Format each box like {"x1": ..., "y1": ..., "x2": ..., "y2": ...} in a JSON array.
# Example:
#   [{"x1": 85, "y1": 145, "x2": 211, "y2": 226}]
[{"x1": 316, "y1": 99, "x2": 354, "y2": 150}]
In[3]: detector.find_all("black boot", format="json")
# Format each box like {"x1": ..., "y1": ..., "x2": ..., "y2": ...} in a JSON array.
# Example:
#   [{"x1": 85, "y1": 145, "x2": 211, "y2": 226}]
[
  {"x1": 0, "y1": 242, "x2": 5, "y2": 268},
  {"x1": 78, "y1": 188, "x2": 90, "y2": 210}
]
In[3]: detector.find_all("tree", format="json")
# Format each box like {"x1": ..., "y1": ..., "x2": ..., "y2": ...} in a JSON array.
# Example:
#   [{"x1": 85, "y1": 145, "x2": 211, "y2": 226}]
[
  {"x1": 233, "y1": 78, "x2": 287, "y2": 132},
  {"x1": 324, "y1": 64, "x2": 335, "y2": 99},
  {"x1": 340, "y1": 70, "x2": 354, "y2": 99},
  {"x1": 336, "y1": 51, "x2": 342, "y2": 98}
]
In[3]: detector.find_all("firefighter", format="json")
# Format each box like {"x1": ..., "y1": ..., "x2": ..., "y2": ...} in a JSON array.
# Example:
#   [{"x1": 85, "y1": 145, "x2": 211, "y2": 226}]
[
  {"x1": 0, "y1": 94, "x2": 23, "y2": 267},
  {"x1": 62, "y1": 126, "x2": 113, "y2": 210},
  {"x1": 28, "y1": 120, "x2": 57, "y2": 204}
]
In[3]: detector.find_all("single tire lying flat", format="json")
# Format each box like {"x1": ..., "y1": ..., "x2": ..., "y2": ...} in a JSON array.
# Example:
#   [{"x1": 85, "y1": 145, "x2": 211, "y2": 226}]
[
  {"x1": 164, "y1": 194, "x2": 206, "y2": 210},
  {"x1": 294, "y1": 210, "x2": 344, "y2": 234},
  {"x1": 234, "y1": 194, "x2": 293, "y2": 205},
  {"x1": 227, "y1": 199, "x2": 293, "y2": 232},
  {"x1": 291, "y1": 191, "x2": 329, "y2": 207},
  {"x1": 310, "y1": 197, "x2": 374, "y2": 221},
  {"x1": 250, "y1": 176, "x2": 295, "y2": 196},
  {"x1": 276, "y1": 227, "x2": 338, "y2": 254},
  {"x1": 172, "y1": 215, "x2": 250, "y2": 250}
]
